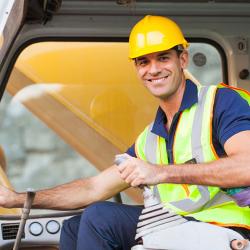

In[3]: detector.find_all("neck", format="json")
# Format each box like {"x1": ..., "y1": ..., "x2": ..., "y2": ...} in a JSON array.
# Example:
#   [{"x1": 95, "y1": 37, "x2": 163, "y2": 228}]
[{"x1": 160, "y1": 78, "x2": 186, "y2": 131}]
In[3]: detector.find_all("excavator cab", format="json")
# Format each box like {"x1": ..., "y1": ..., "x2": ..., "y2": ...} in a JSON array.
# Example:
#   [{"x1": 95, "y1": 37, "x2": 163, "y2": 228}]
[{"x1": 0, "y1": 0, "x2": 249, "y2": 249}]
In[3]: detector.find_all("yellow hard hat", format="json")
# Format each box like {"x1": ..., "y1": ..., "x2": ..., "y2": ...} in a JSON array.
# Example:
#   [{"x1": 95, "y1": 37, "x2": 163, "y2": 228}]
[{"x1": 129, "y1": 15, "x2": 189, "y2": 59}]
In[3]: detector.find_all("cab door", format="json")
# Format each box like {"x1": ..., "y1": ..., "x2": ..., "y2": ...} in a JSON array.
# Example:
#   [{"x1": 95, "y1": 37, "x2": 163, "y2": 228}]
[
  {"x1": 0, "y1": 0, "x2": 62, "y2": 97},
  {"x1": 0, "y1": 0, "x2": 26, "y2": 90}
]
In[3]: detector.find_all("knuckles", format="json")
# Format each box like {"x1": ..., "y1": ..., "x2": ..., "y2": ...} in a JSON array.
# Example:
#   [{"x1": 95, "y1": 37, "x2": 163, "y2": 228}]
[{"x1": 118, "y1": 157, "x2": 152, "y2": 186}]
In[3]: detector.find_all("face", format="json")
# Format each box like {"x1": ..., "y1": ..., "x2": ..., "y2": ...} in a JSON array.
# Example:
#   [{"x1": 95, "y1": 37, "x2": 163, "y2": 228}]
[{"x1": 134, "y1": 49, "x2": 188, "y2": 100}]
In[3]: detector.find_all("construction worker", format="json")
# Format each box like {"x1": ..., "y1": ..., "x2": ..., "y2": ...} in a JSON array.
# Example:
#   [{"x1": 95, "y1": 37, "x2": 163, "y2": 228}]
[{"x1": 0, "y1": 15, "x2": 250, "y2": 250}]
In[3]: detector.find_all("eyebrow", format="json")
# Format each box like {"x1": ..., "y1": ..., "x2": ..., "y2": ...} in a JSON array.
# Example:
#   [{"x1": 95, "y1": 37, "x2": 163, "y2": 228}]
[
  {"x1": 158, "y1": 52, "x2": 171, "y2": 56},
  {"x1": 135, "y1": 56, "x2": 147, "y2": 61}
]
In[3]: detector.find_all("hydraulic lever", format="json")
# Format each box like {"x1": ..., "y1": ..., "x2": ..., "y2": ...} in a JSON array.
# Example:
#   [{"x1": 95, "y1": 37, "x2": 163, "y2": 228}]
[
  {"x1": 13, "y1": 190, "x2": 36, "y2": 250},
  {"x1": 114, "y1": 154, "x2": 186, "y2": 250}
]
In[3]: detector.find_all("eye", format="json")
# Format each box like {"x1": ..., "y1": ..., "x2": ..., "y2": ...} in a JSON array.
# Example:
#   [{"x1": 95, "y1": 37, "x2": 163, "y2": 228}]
[
  {"x1": 159, "y1": 55, "x2": 170, "y2": 62},
  {"x1": 135, "y1": 59, "x2": 148, "y2": 67}
]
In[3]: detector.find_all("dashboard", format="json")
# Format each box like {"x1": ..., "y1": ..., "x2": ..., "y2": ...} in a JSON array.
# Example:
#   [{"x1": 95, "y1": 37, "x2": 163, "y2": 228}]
[{"x1": 0, "y1": 210, "x2": 82, "y2": 250}]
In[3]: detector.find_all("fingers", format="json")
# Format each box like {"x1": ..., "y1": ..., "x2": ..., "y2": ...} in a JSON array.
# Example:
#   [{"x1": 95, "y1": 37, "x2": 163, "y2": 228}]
[
  {"x1": 124, "y1": 171, "x2": 145, "y2": 187},
  {"x1": 117, "y1": 162, "x2": 127, "y2": 173},
  {"x1": 115, "y1": 154, "x2": 158, "y2": 187},
  {"x1": 131, "y1": 178, "x2": 144, "y2": 187},
  {"x1": 119, "y1": 164, "x2": 134, "y2": 181},
  {"x1": 114, "y1": 153, "x2": 130, "y2": 166},
  {"x1": 118, "y1": 160, "x2": 141, "y2": 185},
  {"x1": 115, "y1": 154, "x2": 144, "y2": 187},
  {"x1": 116, "y1": 154, "x2": 138, "y2": 174},
  {"x1": 124, "y1": 171, "x2": 137, "y2": 184}
]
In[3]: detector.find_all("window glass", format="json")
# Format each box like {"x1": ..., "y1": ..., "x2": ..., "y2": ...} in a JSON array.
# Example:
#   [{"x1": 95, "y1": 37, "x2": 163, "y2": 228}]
[
  {"x1": 0, "y1": 94, "x2": 98, "y2": 191},
  {"x1": 0, "y1": 40, "x2": 224, "y2": 214},
  {"x1": 188, "y1": 42, "x2": 223, "y2": 85}
]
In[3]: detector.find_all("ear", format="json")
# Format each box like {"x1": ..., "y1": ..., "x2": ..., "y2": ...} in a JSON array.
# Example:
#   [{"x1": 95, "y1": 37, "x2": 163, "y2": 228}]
[{"x1": 180, "y1": 50, "x2": 189, "y2": 69}]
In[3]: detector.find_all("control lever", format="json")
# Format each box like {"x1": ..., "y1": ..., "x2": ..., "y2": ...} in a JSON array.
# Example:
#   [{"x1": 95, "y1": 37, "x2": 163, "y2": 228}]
[
  {"x1": 13, "y1": 190, "x2": 36, "y2": 250},
  {"x1": 114, "y1": 154, "x2": 152, "y2": 191},
  {"x1": 114, "y1": 154, "x2": 186, "y2": 249}
]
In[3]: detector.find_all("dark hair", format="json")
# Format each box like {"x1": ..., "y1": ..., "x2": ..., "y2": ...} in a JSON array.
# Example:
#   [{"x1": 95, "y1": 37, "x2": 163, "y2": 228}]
[
  {"x1": 173, "y1": 45, "x2": 184, "y2": 56},
  {"x1": 133, "y1": 45, "x2": 184, "y2": 62}
]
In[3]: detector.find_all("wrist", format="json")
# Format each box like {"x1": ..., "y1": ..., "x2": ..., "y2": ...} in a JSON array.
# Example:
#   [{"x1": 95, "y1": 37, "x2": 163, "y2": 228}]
[
  {"x1": 157, "y1": 166, "x2": 169, "y2": 184},
  {"x1": 7, "y1": 191, "x2": 26, "y2": 208}
]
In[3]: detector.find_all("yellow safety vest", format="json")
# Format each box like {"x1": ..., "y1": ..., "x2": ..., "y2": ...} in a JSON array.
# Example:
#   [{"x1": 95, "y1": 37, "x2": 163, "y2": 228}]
[{"x1": 135, "y1": 84, "x2": 250, "y2": 229}]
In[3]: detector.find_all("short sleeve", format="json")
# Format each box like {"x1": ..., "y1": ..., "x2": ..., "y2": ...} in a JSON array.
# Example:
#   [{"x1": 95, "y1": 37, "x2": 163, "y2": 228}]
[
  {"x1": 125, "y1": 144, "x2": 136, "y2": 157},
  {"x1": 213, "y1": 87, "x2": 250, "y2": 146}
]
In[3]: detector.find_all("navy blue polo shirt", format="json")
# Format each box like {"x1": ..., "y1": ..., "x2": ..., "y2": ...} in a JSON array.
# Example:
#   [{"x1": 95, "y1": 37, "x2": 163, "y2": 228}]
[{"x1": 126, "y1": 80, "x2": 250, "y2": 163}]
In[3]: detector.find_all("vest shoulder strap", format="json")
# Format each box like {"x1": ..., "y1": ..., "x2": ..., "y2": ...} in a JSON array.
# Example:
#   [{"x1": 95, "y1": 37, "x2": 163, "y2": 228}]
[{"x1": 218, "y1": 83, "x2": 250, "y2": 105}]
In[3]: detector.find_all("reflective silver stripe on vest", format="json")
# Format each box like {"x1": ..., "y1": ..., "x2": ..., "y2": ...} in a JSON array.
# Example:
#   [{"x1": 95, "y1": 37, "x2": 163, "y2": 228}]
[
  {"x1": 144, "y1": 86, "x2": 234, "y2": 212},
  {"x1": 191, "y1": 86, "x2": 233, "y2": 210},
  {"x1": 170, "y1": 186, "x2": 211, "y2": 212},
  {"x1": 144, "y1": 122, "x2": 162, "y2": 200},
  {"x1": 145, "y1": 122, "x2": 157, "y2": 164},
  {"x1": 168, "y1": 86, "x2": 211, "y2": 212},
  {"x1": 191, "y1": 86, "x2": 209, "y2": 163},
  {"x1": 202, "y1": 189, "x2": 233, "y2": 209}
]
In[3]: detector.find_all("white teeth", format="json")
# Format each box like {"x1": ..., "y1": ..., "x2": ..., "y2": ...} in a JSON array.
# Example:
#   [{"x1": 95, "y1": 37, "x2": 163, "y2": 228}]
[{"x1": 150, "y1": 77, "x2": 167, "y2": 83}]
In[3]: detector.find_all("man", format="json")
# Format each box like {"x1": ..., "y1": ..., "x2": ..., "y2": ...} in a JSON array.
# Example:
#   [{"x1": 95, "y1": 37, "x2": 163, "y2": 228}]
[{"x1": 1, "y1": 15, "x2": 250, "y2": 250}]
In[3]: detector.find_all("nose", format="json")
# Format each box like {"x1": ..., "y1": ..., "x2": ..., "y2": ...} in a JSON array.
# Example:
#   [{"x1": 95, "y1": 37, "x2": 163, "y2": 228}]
[{"x1": 148, "y1": 61, "x2": 161, "y2": 75}]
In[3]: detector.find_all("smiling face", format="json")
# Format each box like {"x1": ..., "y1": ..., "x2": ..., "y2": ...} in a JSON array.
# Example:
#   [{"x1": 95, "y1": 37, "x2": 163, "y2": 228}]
[{"x1": 134, "y1": 48, "x2": 188, "y2": 100}]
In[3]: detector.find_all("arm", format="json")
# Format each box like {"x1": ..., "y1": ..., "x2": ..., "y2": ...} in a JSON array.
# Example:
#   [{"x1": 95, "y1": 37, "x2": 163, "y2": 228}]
[
  {"x1": 0, "y1": 165, "x2": 129, "y2": 210},
  {"x1": 117, "y1": 130, "x2": 250, "y2": 188},
  {"x1": 161, "y1": 130, "x2": 250, "y2": 188},
  {"x1": 118, "y1": 88, "x2": 250, "y2": 188}
]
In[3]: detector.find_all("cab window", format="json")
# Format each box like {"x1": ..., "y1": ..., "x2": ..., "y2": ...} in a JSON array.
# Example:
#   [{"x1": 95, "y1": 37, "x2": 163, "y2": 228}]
[{"x1": 0, "y1": 40, "x2": 225, "y2": 214}]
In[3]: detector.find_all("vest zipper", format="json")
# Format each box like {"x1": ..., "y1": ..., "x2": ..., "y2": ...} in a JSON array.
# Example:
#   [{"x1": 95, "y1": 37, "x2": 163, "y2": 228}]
[{"x1": 166, "y1": 112, "x2": 180, "y2": 164}]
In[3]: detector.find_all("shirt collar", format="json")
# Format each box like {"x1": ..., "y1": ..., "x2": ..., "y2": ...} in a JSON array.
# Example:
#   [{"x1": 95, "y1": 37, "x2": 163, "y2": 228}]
[
  {"x1": 179, "y1": 79, "x2": 198, "y2": 111},
  {"x1": 151, "y1": 79, "x2": 198, "y2": 138}
]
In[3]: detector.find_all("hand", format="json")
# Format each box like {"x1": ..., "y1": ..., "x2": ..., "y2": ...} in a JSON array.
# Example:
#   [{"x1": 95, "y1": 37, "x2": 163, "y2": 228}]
[
  {"x1": 116, "y1": 154, "x2": 163, "y2": 187},
  {"x1": 0, "y1": 185, "x2": 17, "y2": 208}
]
